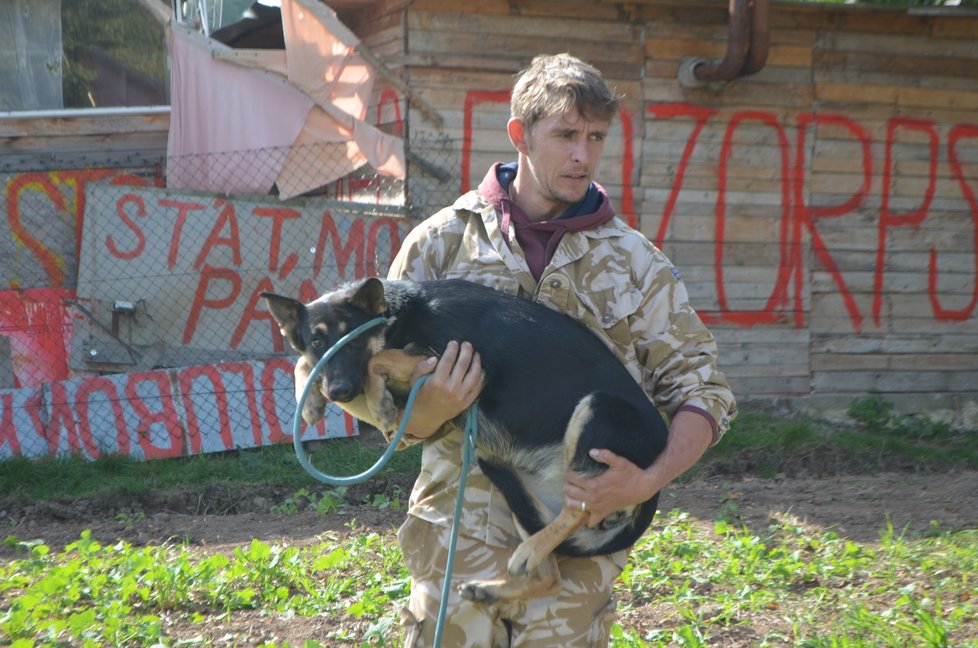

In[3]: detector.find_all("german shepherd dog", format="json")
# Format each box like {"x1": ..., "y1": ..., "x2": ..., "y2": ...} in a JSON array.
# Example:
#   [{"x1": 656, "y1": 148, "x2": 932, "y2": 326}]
[{"x1": 262, "y1": 277, "x2": 668, "y2": 603}]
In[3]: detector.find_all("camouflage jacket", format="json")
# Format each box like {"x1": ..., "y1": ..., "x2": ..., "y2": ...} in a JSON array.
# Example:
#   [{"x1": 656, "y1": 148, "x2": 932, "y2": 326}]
[{"x1": 387, "y1": 188, "x2": 736, "y2": 549}]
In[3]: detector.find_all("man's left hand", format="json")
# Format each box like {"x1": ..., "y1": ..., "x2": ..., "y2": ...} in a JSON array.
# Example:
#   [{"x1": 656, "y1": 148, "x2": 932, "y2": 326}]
[
  {"x1": 563, "y1": 449, "x2": 653, "y2": 527},
  {"x1": 563, "y1": 409, "x2": 715, "y2": 527}
]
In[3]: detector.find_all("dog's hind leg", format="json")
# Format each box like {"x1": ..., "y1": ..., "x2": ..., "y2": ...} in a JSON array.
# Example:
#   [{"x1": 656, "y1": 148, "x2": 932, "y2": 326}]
[
  {"x1": 460, "y1": 397, "x2": 598, "y2": 603},
  {"x1": 504, "y1": 396, "x2": 594, "y2": 577},
  {"x1": 457, "y1": 542, "x2": 563, "y2": 605}
]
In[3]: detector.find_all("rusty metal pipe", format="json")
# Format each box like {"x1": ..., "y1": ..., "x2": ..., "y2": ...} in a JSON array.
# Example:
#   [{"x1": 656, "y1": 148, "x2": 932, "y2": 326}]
[
  {"x1": 693, "y1": 0, "x2": 751, "y2": 83},
  {"x1": 677, "y1": 0, "x2": 769, "y2": 88},
  {"x1": 741, "y1": 0, "x2": 770, "y2": 76}
]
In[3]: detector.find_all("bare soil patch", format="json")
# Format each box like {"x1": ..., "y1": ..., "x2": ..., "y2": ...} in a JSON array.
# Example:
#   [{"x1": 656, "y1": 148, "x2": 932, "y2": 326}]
[{"x1": 3, "y1": 471, "x2": 976, "y2": 555}]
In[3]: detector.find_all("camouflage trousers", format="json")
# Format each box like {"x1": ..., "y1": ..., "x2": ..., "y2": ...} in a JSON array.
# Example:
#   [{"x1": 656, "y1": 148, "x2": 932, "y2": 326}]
[{"x1": 397, "y1": 515, "x2": 628, "y2": 648}]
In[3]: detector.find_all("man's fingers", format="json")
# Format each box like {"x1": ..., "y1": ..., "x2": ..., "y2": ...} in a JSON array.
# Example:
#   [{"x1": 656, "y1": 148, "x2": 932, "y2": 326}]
[
  {"x1": 461, "y1": 351, "x2": 483, "y2": 394},
  {"x1": 588, "y1": 448, "x2": 629, "y2": 469},
  {"x1": 432, "y1": 340, "x2": 460, "y2": 381},
  {"x1": 409, "y1": 356, "x2": 438, "y2": 383},
  {"x1": 449, "y1": 341, "x2": 475, "y2": 382}
]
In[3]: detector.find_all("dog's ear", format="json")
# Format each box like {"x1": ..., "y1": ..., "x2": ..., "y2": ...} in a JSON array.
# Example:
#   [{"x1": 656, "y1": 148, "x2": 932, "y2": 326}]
[
  {"x1": 260, "y1": 292, "x2": 308, "y2": 352},
  {"x1": 350, "y1": 277, "x2": 387, "y2": 315}
]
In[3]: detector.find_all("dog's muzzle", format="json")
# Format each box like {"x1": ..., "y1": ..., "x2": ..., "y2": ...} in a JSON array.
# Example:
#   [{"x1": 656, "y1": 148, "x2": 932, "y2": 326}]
[{"x1": 324, "y1": 379, "x2": 358, "y2": 403}]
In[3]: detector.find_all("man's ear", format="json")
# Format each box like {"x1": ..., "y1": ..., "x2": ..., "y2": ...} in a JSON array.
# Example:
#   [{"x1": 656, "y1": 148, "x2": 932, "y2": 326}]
[
  {"x1": 508, "y1": 118, "x2": 529, "y2": 156},
  {"x1": 260, "y1": 292, "x2": 307, "y2": 352},
  {"x1": 351, "y1": 277, "x2": 388, "y2": 315}
]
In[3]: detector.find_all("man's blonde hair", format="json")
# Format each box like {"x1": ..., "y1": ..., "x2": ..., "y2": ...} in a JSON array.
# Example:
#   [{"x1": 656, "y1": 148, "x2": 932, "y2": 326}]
[{"x1": 511, "y1": 53, "x2": 621, "y2": 133}]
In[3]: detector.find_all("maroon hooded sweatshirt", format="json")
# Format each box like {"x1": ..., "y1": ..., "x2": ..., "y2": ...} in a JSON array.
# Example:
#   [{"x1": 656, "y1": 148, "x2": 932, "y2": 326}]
[{"x1": 478, "y1": 162, "x2": 616, "y2": 282}]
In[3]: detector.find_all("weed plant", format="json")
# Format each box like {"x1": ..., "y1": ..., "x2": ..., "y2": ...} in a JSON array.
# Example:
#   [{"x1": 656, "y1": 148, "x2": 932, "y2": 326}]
[{"x1": 2, "y1": 514, "x2": 975, "y2": 646}]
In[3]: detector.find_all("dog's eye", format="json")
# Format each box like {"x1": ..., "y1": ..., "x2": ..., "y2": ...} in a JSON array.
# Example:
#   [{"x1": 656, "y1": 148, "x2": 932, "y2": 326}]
[{"x1": 311, "y1": 339, "x2": 326, "y2": 350}]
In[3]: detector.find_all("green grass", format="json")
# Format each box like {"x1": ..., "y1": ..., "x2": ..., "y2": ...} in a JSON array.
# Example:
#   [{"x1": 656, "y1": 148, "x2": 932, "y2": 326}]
[
  {"x1": 2, "y1": 513, "x2": 975, "y2": 646},
  {"x1": 614, "y1": 513, "x2": 977, "y2": 647},
  {"x1": 0, "y1": 438, "x2": 422, "y2": 503},
  {"x1": 691, "y1": 399, "x2": 978, "y2": 479},
  {"x1": 2, "y1": 400, "x2": 975, "y2": 503}
]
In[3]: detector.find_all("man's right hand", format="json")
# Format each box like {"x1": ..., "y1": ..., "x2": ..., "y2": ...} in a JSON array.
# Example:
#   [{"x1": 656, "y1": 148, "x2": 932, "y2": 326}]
[{"x1": 401, "y1": 340, "x2": 483, "y2": 442}]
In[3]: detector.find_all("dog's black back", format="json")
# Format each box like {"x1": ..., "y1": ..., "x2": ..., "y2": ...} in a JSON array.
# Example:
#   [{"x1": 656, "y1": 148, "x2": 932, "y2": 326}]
[{"x1": 271, "y1": 278, "x2": 669, "y2": 556}]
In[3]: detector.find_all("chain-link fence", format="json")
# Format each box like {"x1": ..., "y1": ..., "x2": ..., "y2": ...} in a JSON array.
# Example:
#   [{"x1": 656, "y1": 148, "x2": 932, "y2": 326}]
[{"x1": 1, "y1": 135, "x2": 462, "y2": 462}]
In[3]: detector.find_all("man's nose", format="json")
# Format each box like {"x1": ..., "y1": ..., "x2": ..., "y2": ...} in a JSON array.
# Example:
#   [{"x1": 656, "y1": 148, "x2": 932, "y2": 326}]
[{"x1": 570, "y1": 138, "x2": 589, "y2": 164}]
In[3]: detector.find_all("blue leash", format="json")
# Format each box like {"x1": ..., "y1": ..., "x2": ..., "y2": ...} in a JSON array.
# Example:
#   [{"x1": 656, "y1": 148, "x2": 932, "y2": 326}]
[{"x1": 289, "y1": 315, "x2": 478, "y2": 646}]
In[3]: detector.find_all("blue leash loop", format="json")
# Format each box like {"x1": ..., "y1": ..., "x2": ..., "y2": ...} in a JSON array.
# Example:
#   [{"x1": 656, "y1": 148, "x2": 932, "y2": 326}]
[
  {"x1": 289, "y1": 315, "x2": 478, "y2": 647},
  {"x1": 291, "y1": 316, "x2": 404, "y2": 485}
]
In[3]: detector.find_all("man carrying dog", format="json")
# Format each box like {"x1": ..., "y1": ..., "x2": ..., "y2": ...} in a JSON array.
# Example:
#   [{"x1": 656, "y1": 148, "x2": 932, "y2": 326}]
[{"x1": 388, "y1": 53, "x2": 736, "y2": 647}]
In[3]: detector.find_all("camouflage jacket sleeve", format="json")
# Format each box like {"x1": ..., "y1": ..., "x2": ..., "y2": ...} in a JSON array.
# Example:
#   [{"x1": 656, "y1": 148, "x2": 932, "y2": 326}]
[
  {"x1": 622, "y1": 231, "x2": 736, "y2": 444},
  {"x1": 387, "y1": 204, "x2": 465, "y2": 282}
]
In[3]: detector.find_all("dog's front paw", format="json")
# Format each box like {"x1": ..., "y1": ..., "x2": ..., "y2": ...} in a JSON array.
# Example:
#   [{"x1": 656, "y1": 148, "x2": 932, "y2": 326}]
[
  {"x1": 301, "y1": 391, "x2": 327, "y2": 425},
  {"x1": 506, "y1": 542, "x2": 544, "y2": 577},
  {"x1": 299, "y1": 378, "x2": 327, "y2": 425},
  {"x1": 457, "y1": 581, "x2": 500, "y2": 606},
  {"x1": 375, "y1": 389, "x2": 399, "y2": 433}
]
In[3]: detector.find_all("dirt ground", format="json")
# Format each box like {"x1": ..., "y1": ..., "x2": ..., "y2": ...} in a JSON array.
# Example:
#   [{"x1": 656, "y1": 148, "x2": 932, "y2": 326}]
[
  {"x1": 3, "y1": 470, "x2": 976, "y2": 552},
  {"x1": 2, "y1": 470, "x2": 976, "y2": 644}
]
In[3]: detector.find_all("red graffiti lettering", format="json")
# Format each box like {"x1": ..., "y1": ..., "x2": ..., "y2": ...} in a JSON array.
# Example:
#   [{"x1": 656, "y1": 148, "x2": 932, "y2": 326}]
[
  {"x1": 6, "y1": 173, "x2": 70, "y2": 288},
  {"x1": 177, "y1": 365, "x2": 233, "y2": 454},
  {"x1": 160, "y1": 198, "x2": 208, "y2": 271},
  {"x1": 75, "y1": 377, "x2": 129, "y2": 458},
  {"x1": 261, "y1": 358, "x2": 294, "y2": 445},
  {"x1": 298, "y1": 279, "x2": 322, "y2": 303},
  {"x1": 126, "y1": 372, "x2": 185, "y2": 459},
  {"x1": 5, "y1": 169, "x2": 158, "y2": 288},
  {"x1": 194, "y1": 199, "x2": 242, "y2": 270},
  {"x1": 618, "y1": 106, "x2": 637, "y2": 229},
  {"x1": 367, "y1": 217, "x2": 403, "y2": 278},
  {"x1": 218, "y1": 362, "x2": 264, "y2": 447},
  {"x1": 253, "y1": 206, "x2": 301, "y2": 273},
  {"x1": 795, "y1": 113, "x2": 873, "y2": 331},
  {"x1": 874, "y1": 117, "x2": 940, "y2": 326},
  {"x1": 47, "y1": 382, "x2": 85, "y2": 457},
  {"x1": 314, "y1": 210, "x2": 364, "y2": 281},
  {"x1": 107, "y1": 193, "x2": 147, "y2": 260},
  {"x1": 0, "y1": 393, "x2": 21, "y2": 457},
  {"x1": 646, "y1": 103, "x2": 718, "y2": 247},
  {"x1": 183, "y1": 266, "x2": 242, "y2": 344},
  {"x1": 231, "y1": 277, "x2": 278, "y2": 351},
  {"x1": 930, "y1": 124, "x2": 978, "y2": 321},
  {"x1": 378, "y1": 88, "x2": 405, "y2": 137},
  {"x1": 25, "y1": 389, "x2": 46, "y2": 446},
  {"x1": 714, "y1": 110, "x2": 793, "y2": 326}
]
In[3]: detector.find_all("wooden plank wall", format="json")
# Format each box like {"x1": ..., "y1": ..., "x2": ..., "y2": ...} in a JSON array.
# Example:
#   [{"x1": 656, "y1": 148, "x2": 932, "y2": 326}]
[
  {"x1": 396, "y1": 0, "x2": 978, "y2": 404},
  {"x1": 0, "y1": 110, "x2": 169, "y2": 172}
]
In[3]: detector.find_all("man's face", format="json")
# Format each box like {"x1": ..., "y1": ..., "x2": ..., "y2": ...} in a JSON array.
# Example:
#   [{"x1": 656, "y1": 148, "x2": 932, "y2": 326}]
[{"x1": 513, "y1": 110, "x2": 609, "y2": 219}]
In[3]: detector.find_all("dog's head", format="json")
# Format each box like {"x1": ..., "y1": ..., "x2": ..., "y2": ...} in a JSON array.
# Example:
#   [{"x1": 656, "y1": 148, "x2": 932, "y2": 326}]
[{"x1": 261, "y1": 277, "x2": 388, "y2": 403}]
